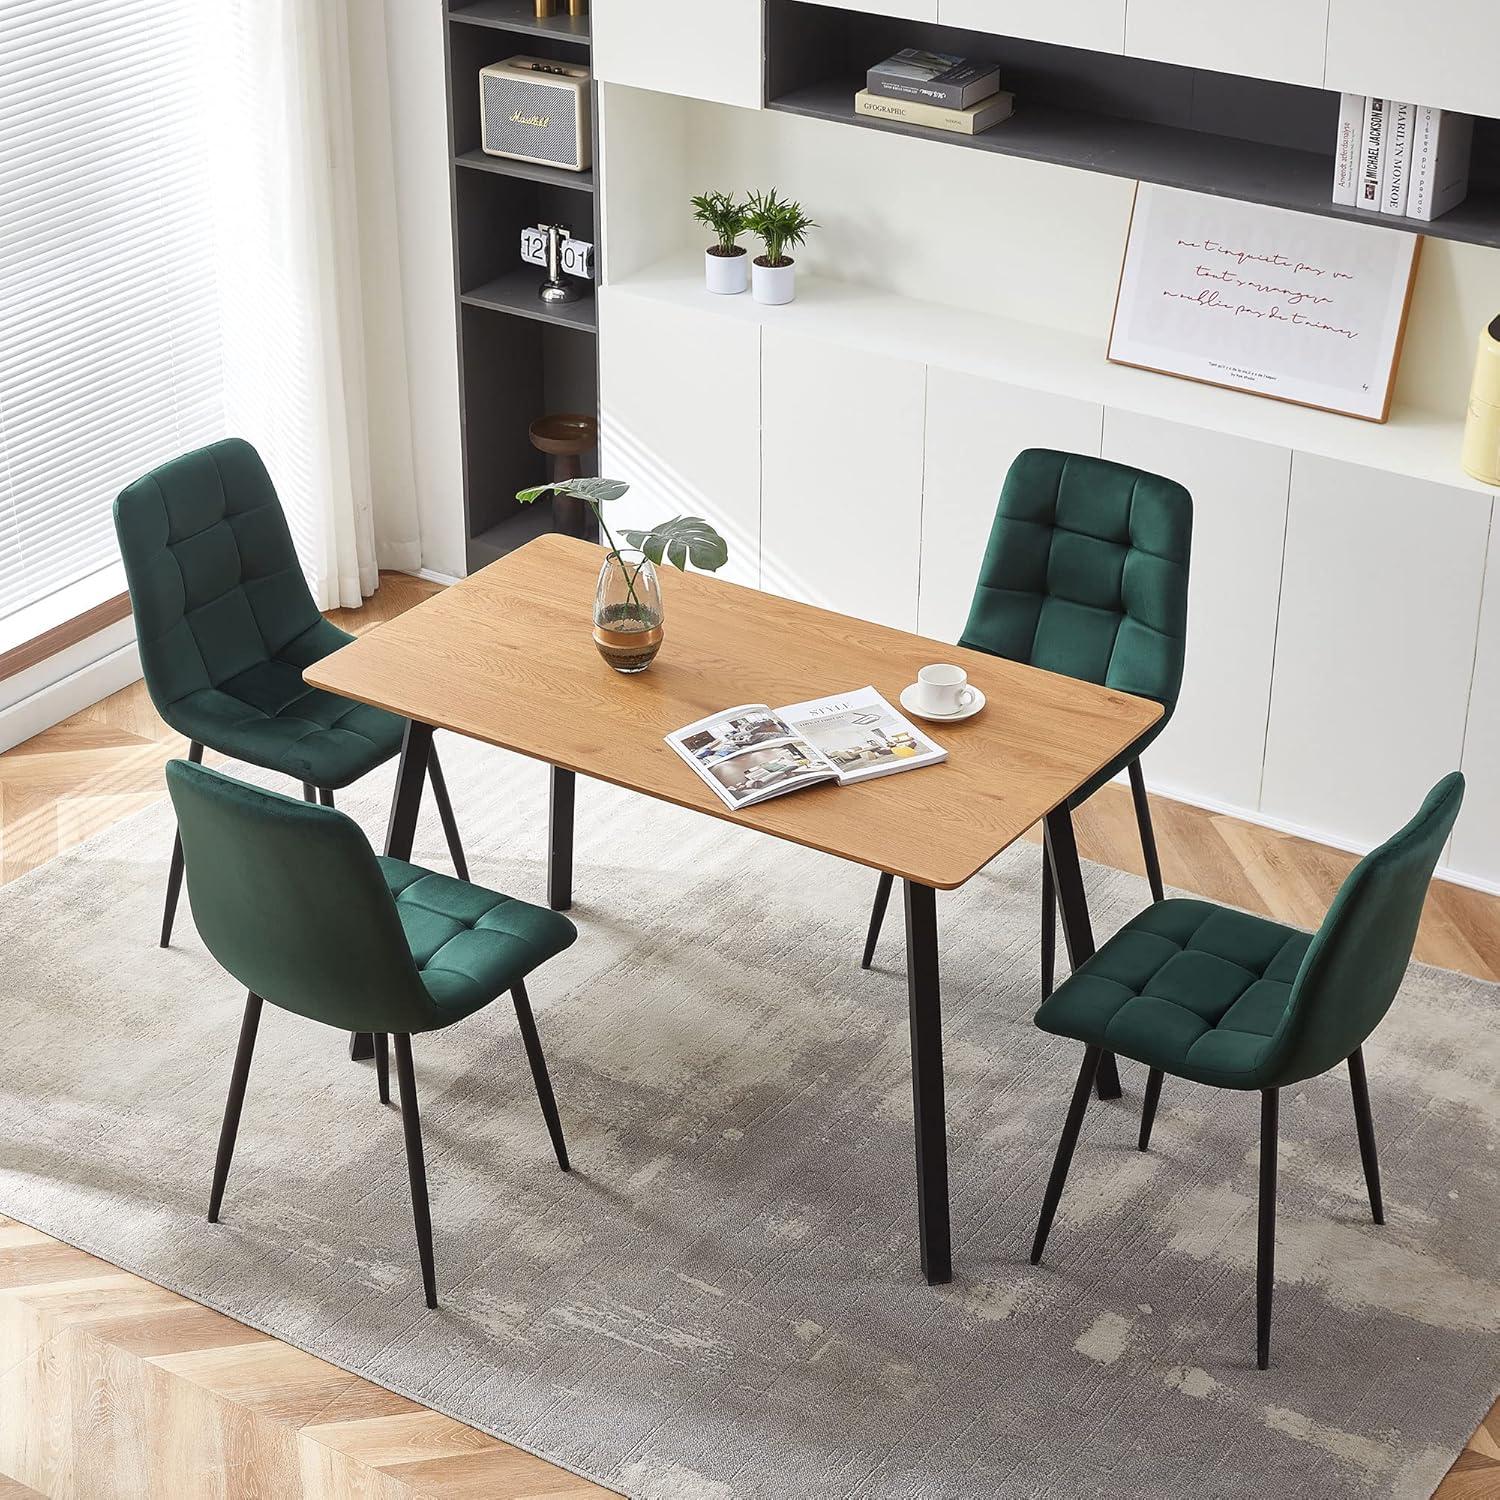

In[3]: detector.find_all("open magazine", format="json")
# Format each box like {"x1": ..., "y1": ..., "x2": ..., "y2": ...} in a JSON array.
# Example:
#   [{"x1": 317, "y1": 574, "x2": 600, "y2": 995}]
[{"x1": 666, "y1": 686, "x2": 947, "y2": 810}]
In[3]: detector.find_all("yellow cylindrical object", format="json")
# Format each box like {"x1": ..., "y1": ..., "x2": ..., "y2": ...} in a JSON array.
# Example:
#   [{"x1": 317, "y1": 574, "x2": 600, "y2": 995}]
[
  {"x1": 1463, "y1": 316, "x2": 1500, "y2": 486},
  {"x1": 568, "y1": 0, "x2": 588, "y2": 14},
  {"x1": 534, "y1": 0, "x2": 555, "y2": 17}
]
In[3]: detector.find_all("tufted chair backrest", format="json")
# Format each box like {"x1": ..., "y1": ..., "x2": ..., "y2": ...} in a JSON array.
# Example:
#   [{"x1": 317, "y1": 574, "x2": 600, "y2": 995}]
[
  {"x1": 960, "y1": 449, "x2": 1193, "y2": 712},
  {"x1": 113, "y1": 438, "x2": 322, "y2": 718}
]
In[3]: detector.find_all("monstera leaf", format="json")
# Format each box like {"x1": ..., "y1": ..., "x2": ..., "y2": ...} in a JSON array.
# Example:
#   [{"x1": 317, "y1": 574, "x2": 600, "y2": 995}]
[
  {"x1": 516, "y1": 477, "x2": 630, "y2": 507},
  {"x1": 621, "y1": 516, "x2": 730, "y2": 573}
]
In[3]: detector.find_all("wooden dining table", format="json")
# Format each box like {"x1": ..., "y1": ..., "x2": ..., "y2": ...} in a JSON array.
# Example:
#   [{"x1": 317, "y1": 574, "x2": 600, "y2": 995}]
[{"x1": 304, "y1": 534, "x2": 1160, "y2": 1285}]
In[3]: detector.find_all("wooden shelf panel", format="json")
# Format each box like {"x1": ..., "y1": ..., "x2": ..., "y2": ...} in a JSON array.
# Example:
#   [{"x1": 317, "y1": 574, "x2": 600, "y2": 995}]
[
  {"x1": 461, "y1": 271, "x2": 597, "y2": 331},
  {"x1": 455, "y1": 148, "x2": 594, "y2": 193},
  {"x1": 605, "y1": 255, "x2": 1495, "y2": 499},
  {"x1": 769, "y1": 80, "x2": 1500, "y2": 251},
  {"x1": 448, "y1": 0, "x2": 589, "y2": 45}
]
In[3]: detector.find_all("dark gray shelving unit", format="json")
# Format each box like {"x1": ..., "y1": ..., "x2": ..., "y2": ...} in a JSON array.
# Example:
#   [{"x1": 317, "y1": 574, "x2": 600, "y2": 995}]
[
  {"x1": 766, "y1": 2, "x2": 1500, "y2": 250},
  {"x1": 444, "y1": 3, "x2": 599, "y2": 574}
]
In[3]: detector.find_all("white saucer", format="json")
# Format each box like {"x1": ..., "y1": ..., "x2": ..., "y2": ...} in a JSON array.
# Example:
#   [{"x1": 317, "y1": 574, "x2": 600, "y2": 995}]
[{"x1": 900, "y1": 683, "x2": 986, "y2": 723}]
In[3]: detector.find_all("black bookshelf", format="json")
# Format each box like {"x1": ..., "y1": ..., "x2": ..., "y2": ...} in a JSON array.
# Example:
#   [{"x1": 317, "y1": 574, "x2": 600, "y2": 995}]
[
  {"x1": 444, "y1": 4, "x2": 600, "y2": 574},
  {"x1": 766, "y1": 2, "x2": 1500, "y2": 250}
]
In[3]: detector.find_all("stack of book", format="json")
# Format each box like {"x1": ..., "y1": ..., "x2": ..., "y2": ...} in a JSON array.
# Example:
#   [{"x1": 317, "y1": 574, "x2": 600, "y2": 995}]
[
  {"x1": 854, "y1": 48, "x2": 1013, "y2": 138},
  {"x1": 1332, "y1": 95, "x2": 1473, "y2": 221}
]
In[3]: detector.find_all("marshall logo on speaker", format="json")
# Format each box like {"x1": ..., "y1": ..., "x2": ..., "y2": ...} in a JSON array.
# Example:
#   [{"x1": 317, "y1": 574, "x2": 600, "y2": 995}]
[{"x1": 480, "y1": 55, "x2": 591, "y2": 172}]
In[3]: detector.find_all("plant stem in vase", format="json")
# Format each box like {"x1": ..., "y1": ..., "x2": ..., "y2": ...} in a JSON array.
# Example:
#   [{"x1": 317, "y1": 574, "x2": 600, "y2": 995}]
[{"x1": 593, "y1": 548, "x2": 663, "y2": 672}]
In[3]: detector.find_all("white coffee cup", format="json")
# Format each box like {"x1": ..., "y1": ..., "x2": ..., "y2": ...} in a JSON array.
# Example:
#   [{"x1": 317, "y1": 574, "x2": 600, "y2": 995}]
[{"x1": 915, "y1": 663, "x2": 977, "y2": 716}]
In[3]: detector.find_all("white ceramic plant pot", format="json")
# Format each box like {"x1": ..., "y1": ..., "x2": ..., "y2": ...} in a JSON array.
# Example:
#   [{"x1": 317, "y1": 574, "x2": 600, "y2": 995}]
[
  {"x1": 752, "y1": 257, "x2": 796, "y2": 305},
  {"x1": 704, "y1": 246, "x2": 749, "y2": 294}
]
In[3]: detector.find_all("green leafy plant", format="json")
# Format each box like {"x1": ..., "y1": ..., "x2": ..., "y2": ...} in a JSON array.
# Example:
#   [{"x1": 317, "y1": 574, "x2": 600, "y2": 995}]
[
  {"x1": 516, "y1": 476, "x2": 729, "y2": 609},
  {"x1": 690, "y1": 189, "x2": 749, "y2": 255},
  {"x1": 744, "y1": 188, "x2": 816, "y2": 267}
]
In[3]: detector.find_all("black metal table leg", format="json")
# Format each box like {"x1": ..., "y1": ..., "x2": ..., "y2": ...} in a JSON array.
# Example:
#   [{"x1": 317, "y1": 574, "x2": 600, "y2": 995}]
[
  {"x1": 1043, "y1": 805, "x2": 1122, "y2": 1100},
  {"x1": 548, "y1": 766, "x2": 575, "y2": 912},
  {"x1": 903, "y1": 878, "x2": 951, "y2": 1285},
  {"x1": 350, "y1": 721, "x2": 434, "y2": 1062}
]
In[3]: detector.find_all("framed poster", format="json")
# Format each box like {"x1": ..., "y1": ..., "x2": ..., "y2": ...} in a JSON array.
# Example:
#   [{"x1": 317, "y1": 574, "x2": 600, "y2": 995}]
[{"x1": 1108, "y1": 184, "x2": 1422, "y2": 422}]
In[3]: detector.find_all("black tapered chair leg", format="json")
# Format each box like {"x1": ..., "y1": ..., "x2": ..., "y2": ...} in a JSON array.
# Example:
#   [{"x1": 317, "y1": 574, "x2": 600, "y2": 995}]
[
  {"x1": 160, "y1": 740, "x2": 204, "y2": 948},
  {"x1": 393, "y1": 1035, "x2": 438, "y2": 1308},
  {"x1": 1347, "y1": 1046, "x2": 1384, "y2": 1225},
  {"x1": 1031, "y1": 1045, "x2": 1102, "y2": 1265},
  {"x1": 1040, "y1": 851, "x2": 1057, "y2": 998},
  {"x1": 862, "y1": 872, "x2": 894, "y2": 970},
  {"x1": 1128, "y1": 758, "x2": 1166, "y2": 903},
  {"x1": 302, "y1": 782, "x2": 317, "y2": 803},
  {"x1": 427, "y1": 750, "x2": 469, "y2": 882},
  {"x1": 208, "y1": 992, "x2": 263, "y2": 1223},
  {"x1": 1257, "y1": 1088, "x2": 1279, "y2": 1370},
  {"x1": 512, "y1": 981, "x2": 569, "y2": 1171},
  {"x1": 373, "y1": 1032, "x2": 390, "y2": 1105},
  {"x1": 1138, "y1": 1067, "x2": 1164, "y2": 1151}
]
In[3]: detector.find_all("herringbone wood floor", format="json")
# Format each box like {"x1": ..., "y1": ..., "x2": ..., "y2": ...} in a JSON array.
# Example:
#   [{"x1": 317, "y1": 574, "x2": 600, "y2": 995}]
[{"x1": 1, "y1": 573, "x2": 1495, "y2": 1497}]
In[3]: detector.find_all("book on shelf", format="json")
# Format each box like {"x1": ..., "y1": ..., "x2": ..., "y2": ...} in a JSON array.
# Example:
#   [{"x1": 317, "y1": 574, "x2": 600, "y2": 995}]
[
  {"x1": 666, "y1": 687, "x2": 946, "y2": 811},
  {"x1": 1380, "y1": 100, "x2": 1415, "y2": 216},
  {"x1": 1357, "y1": 95, "x2": 1388, "y2": 211},
  {"x1": 866, "y1": 48, "x2": 1000, "y2": 111},
  {"x1": 1331, "y1": 92, "x2": 1365, "y2": 207},
  {"x1": 854, "y1": 87, "x2": 1014, "y2": 137},
  {"x1": 1408, "y1": 106, "x2": 1474, "y2": 221}
]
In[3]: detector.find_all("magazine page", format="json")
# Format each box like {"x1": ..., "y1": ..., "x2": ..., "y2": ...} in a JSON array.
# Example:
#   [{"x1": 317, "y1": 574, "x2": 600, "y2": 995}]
[
  {"x1": 665, "y1": 704, "x2": 839, "y2": 811},
  {"x1": 776, "y1": 686, "x2": 948, "y2": 784}
]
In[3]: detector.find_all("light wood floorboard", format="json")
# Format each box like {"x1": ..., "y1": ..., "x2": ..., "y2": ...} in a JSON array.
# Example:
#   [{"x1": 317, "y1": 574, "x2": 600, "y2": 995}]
[{"x1": 0, "y1": 573, "x2": 1493, "y2": 1497}]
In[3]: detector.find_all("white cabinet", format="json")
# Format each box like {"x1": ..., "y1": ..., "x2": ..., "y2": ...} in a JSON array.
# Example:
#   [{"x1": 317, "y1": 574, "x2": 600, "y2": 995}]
[
  {"x1": 1125, "y1": 0, "x2": 1328, "y2": 88},
  {"x1": 919, "y1": 369, "x2": 1101, "y2": 643},
  {"x1": 1102, "y1": 412, "x2": 1291, "y2": 814},
  {"x1": 592, "y1": 0, "x2": 762, "y2": 111},
  {"x1": 1451, "y1": 514, "x2": 1500, "y2": 886},
  {"x1": 1260, "y1": 455, "x2": 1491, "y2": 849},
  {"x1": 938, "y1": 0, "x2": 1125, "y2": 54},
  {"x1": 814, "y1": 0, "x2": 937, "y2": 16},
  {"x1": 1325, "y1": 0, "x2": 1500, "y2": 120},
  {"x1": 597, "y1": 288, "x2": 762, "y2": 590},
  {"x1": 760, "y1": 328, "x2": 925, "y2": 630}
]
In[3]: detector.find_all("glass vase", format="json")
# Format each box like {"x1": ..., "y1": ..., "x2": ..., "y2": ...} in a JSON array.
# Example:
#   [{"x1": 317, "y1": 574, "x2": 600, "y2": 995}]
[{"x1": 593, "y1": 548, "x2": 663, "y2": 673}]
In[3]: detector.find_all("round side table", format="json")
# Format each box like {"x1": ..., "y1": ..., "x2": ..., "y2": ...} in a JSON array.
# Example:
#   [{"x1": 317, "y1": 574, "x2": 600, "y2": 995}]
[{"x1": 529, "y1": 413, "x2": 598, "y2": 540}]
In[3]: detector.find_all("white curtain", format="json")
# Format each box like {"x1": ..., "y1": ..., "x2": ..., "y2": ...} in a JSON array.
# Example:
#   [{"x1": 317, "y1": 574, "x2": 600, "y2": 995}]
[{"x1": 198, "y1": 0, "x2": 418, "y2": 608}]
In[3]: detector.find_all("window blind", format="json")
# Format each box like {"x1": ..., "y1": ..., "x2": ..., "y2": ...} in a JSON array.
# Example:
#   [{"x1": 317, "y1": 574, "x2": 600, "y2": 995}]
[{"x1": 0, "y1": 0, "x2": 224, "y2": 625}]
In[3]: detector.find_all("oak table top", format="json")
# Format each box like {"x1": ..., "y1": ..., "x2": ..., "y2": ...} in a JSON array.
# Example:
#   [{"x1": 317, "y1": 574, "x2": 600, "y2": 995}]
[{"x1": 304, "y1": 534, "x2": 1160, "y2": 890}]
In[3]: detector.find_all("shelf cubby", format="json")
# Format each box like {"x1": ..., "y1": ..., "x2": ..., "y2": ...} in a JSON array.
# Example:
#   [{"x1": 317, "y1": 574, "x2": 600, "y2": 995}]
[
  {"x1": 448, "y1": 0, "x2": 589, "y2": 46},
  {"x1": 766, "y1": 1, "x2": 1500, "y2": 250},
  {"x1": 445, "y1": 1, "x2": 601, "y2": 573}
]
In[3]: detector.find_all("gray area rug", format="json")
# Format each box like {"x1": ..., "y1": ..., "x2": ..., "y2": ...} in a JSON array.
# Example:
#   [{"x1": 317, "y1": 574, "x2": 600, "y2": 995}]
[{"x1": 1, "y1": 733, "x2": 1496, "y2": 1499}]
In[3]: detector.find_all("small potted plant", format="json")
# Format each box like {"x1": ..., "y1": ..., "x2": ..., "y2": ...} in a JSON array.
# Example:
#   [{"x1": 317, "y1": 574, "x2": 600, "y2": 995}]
[
  {"x1": 745, "y1": 188, "x2": 816, "y2": 306},
  {"x1": 692, "y1": 189, "x2": 750, "y2": 296},
  {"x1": 516, "y1": 477, "x2": 728, "y2": 673}
]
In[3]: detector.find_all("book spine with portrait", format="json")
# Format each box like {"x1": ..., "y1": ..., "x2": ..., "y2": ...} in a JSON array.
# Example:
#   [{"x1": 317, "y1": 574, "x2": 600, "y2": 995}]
[
  {"x1": 854, "y1": 88, "x2": 1014, "y2": 137},
  {"x1": 1380, "y1": 100, "x2": 1415, "y2": 216},
  {"x1": 1357, "y1": 95, "x2": 1387, "y2": 212},
  {"x1": 1407, "y1": 106, "x2": 1474, "y2": 222},
  {"x1": 1331, "y1": 92, "x2": 1365, "y2": 207}
]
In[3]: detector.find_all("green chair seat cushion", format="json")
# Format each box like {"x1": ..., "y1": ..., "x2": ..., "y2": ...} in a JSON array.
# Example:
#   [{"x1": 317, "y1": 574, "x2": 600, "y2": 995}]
[
  {"x1": 1035, "y1": 899, "x2": 1311, "y2": 1090},
  {"x1": 379, "y1": 858, "x2": 578, "y2": 1025},
  {"x1": 168, "y1": 618, "x2": 405, "y2": 789}
]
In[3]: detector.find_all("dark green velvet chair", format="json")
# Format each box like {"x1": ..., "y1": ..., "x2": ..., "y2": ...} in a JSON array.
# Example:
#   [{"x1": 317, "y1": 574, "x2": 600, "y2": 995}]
[
  {"x1": 114, "y1": 438, "x2": 467, "y2": 948},
  {"x1": 166, "y1": 758, "x2": 577, "y2": 1308},
  {"x1": 1029, "y1": 772, "x2": 1464, "y2": 1369},
  {"x1": 863, "y1": 448, "x2": 1193, "y2": 1004}
]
